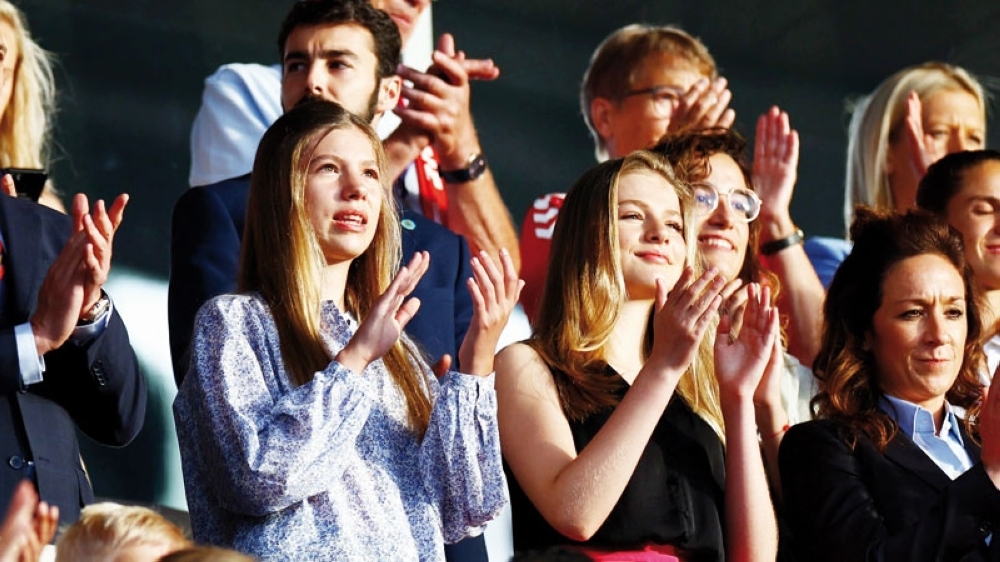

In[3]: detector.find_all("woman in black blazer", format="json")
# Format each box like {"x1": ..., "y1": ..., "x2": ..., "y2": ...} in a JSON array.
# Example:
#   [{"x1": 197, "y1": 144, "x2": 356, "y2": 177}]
[{"x1": 779, "y1": 207, "x2": 1000, "y2": 562}]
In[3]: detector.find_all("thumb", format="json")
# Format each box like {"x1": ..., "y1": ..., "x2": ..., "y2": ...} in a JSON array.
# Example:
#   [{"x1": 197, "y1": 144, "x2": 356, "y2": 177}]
[{"x1": 432, "y1": 354, "x2": 453, "y2": 379}]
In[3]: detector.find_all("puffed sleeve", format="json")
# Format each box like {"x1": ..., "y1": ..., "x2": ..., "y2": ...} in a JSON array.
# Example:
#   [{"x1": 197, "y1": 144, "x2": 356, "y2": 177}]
[
  {"x1": 419, "y1": 371, "x2": 506, "y2": 544},
  {"x1": 779, "y1": 420, "x2": 1000, "y2": 562},
  {"x1": 175, "y1": 295, "x2": 375, "y2": 517}
]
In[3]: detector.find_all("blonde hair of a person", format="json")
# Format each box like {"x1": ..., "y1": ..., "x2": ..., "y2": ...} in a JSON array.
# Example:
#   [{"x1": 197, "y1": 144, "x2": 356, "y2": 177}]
[
  {"x1": 530, "y1": 150, "x2": 724, "y2": 438},
  {"x1": 54, "y1": 502, "x2": 191, "y2": 562},
  {"x1": 238, "y1": 100, "x2": 432, "y2": 436},
  {"x1": 0, "y1": 1, "x2": 56, "y2": 169},
  {"x1": 581, "y1": 24, "x2": 717, "y2": 162},
  {"x1": 843, "y1": 62, "x2": 986, "y2": 230},
  {"x1": 159, "y1": 546, "x2": 257, "y2": 562}
]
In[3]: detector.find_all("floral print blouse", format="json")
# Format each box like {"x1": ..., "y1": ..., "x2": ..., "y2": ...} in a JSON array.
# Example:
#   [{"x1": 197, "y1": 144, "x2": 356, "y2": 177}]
[{"x1": 174, "y1": 294, "x2": 506, "y2": 561}]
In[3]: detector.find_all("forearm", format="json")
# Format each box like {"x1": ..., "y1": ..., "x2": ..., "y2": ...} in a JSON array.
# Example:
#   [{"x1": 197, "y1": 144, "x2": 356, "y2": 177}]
[
  {"x1": 759, "y1": 213, "x2": 824, "y2": 367},
  {"x1": 755, "y1": 402, "x2": 788, "y2": 503},
  {"x1": 444, "y1": 168, "x2": 521, "y2": 273},
  {"x1": 723, "y1": 394, "x2": 778, "y2": 562},
  {"x1": 383, "y1": 133, "x2": 427, "y2": 184}
]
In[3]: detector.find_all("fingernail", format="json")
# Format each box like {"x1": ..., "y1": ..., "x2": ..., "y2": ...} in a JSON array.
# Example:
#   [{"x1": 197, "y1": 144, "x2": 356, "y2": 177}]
[{"x1": 500, "y1": 248, "x2": 509, "y2": 256}]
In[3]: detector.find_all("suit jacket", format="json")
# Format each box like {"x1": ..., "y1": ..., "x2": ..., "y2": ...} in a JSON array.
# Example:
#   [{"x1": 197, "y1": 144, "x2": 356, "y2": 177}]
[
  {"x1": 0, "y1": 195, "x2": 145, "y2": 526},
  {"x1": 780, "y1": 418, "x2": 1000, "y2": 562},
  {"x1": 168, "y1": 175, "x2": 474, "y2": 386}
]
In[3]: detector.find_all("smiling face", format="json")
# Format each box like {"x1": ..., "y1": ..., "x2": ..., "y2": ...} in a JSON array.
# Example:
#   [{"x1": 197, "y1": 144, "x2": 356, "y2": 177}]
[
  {"x1": 599, "y1": 54, "x2": 708, "y2": 160},
  {"x1": 693, "y1": 153, "x2": 750, "y2": 281},
  {"x1": 944, "y1": 160, "x2": 1000, "y2": 292},
  {"x1": 868, "y1": 253, "x2": 967, "y2": 414},
  {"x1": 304, "y1": 126, "x2": 384, "y2": 265},
  {"x1": 0, "y1": 18, "x2": 16, "y2": 124},
  {"x1": 616, "y1": 169, "x2": 686, "y2": 300},
  {"x1": 281, "y1": 23, "x2": 393, "y2": 120}
]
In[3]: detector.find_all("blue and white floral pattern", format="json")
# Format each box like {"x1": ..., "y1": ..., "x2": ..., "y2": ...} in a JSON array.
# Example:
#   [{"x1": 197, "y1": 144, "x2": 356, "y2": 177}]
[{"x1": 174, "y1": 293, "x2": 506, "y2": 561}]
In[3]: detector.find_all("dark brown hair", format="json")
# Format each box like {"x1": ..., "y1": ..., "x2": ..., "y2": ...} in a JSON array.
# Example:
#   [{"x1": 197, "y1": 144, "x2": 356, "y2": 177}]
[
  {"x1": 813, "y1": 207, "x2": 985, "y2": 450},
  {"x1": 916, "y1": 149, "x2": 1000, "y2": 215}
]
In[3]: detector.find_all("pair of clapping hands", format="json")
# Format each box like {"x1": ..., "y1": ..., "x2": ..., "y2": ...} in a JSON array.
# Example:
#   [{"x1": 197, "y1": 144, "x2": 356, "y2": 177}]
[
  {"x1": 336, "y1": 248, "x2": 522, "y2": 379},
  {"x1": 647, "y1": 267, "x2": 784, "y2": 405},
  {"x1": 26, "y1": 192, "x2": 128, "y2": 356}
]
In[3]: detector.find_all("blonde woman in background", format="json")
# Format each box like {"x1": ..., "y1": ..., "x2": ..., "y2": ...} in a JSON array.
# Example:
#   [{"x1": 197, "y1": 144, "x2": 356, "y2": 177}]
[
  {"x1": 0, "y1": 1, "x2": 63, "y2": 211},
  {"x1": 807, "y1": 62, "x2": 987, "y2": 286}
]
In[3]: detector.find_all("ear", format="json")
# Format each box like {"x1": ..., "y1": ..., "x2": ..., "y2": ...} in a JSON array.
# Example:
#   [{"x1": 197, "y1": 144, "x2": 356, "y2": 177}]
[
  {"x1": 375, "y1": 75, "x2": 402, "y2": 115},
  {"x1": 591, "y1": 97, "x2": 616, "y2": 140},
  {"x1": 861, "y1": 331, "x2": 873, "y2": 352}
]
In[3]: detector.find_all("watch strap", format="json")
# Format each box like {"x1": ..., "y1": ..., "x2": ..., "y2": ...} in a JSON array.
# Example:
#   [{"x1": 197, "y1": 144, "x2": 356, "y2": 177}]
[
  {"x1": 440, "y1": 153, "x2": 487, "y2": 184},
  {"x1": 760, "y1": 228, "x2": 805, "y2": 256}
]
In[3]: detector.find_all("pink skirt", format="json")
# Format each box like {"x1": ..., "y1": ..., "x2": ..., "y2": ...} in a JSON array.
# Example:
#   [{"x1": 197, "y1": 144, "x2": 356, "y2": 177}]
[{"x1": 575, "y1": 543, "x2": 682, "y2": 562}]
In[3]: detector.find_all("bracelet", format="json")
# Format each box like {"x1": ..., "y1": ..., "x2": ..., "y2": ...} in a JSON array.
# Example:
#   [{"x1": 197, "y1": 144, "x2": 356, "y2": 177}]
[
  {"x1": 760, "y1": 228, "x2": 804, "y2": 256},
  {"x1": 767, "y1": 422, "x2": 790, "y2": 440}
]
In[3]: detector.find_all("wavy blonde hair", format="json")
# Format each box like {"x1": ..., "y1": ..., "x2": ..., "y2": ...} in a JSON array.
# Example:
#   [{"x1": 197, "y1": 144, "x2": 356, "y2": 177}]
[
  {"x1": 0, "y1": 1, "x2": 55, "y2": 169},
  {"x1": 844, "y1": 62, "x2": 986, "y2": 231},
  {"x1": 530, "y1": 150, "x2": 724, "y2": 438},
  {"x1": 55, "y1": 503, "x2": 191, "y2": 562},
  {"x1": 239, "y1": 101, "x2": 432, "y2": 436}
]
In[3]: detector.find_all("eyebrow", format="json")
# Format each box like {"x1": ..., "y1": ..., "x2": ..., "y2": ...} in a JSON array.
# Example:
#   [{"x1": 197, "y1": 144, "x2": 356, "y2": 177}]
[{"x1": 284, "y1": 48, "x2": 359, "y2": 63}]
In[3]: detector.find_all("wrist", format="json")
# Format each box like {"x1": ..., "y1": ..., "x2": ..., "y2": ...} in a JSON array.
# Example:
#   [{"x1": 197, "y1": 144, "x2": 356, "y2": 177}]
[
  {"x1": 760, "y1": 226, "x2": 804, "y2": 256},
  {"x1": 757, "y1": 212, "x2": 795, "y2": 242},
  {"x1": 336, "y1": 344, "x2": 370, "y2": 375},
  {"x1": 437, "y1": 139, "x2": 482, "y2": 170}
]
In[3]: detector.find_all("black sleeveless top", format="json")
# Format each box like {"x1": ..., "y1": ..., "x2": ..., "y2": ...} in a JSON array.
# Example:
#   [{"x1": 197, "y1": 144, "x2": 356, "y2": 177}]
[{"x1": 505, "y1": 368, "x2": 727, "y2": 562}]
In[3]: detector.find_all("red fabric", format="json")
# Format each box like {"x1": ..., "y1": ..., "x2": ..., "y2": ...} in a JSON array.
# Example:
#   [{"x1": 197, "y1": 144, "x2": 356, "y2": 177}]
[
  {"x1": 576, "y1": 543, "x2": 682, "y2": 562},
  {"x1": 414, "y1": 145, "x2": 449, "y2": 227},
  {"x1": 518, "y1": 192, "x2": 564, "y2": 323}
]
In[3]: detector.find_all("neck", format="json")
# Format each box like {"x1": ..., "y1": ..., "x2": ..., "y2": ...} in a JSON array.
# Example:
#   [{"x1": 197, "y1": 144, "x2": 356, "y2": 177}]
[
  {"x1": 320, "y1": 259, "x2": 353, "y2": 311},
  {"x1": 605, "y1": 298, "x2": 653, "y2": 384}
]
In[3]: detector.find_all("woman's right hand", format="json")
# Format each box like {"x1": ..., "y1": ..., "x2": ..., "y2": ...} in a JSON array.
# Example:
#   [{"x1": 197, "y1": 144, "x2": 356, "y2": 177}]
[
  {"x1": 336, "y1": 251, "x2": 430, "y2": 375},
  {"x1": 647, "y1": 267, "x2": 727, "y2": 377}
]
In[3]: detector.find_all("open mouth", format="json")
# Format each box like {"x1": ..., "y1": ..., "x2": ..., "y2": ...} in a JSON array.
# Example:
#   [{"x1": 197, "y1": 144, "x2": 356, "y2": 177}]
[
  {"x1": 698, "y1": 236, "x2": 735, "y2": 251},
  {"x1": 333, "y1": 211, "x2": 368, "y2": 231}
]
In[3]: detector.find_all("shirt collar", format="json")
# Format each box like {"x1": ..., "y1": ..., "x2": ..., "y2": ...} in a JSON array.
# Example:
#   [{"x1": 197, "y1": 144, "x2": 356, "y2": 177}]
[{"x1": 879, "y1": 394, "x2": 964, "y2": 445}]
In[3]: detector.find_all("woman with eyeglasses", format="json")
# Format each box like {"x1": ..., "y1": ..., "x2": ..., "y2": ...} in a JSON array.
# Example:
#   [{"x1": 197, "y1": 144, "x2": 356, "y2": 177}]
[
  {"x1": 497, "y1": 150, "x2": 784, "y2": 561},
  {"x1": 654, "y1": 124, "x2": 822, "y2": 434}
]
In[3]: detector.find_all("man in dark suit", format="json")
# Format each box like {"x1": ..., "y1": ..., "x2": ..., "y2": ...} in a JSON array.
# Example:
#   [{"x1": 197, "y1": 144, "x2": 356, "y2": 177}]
[{"x1": 0, "y1": 191, "x2": 145, "y2": 526}]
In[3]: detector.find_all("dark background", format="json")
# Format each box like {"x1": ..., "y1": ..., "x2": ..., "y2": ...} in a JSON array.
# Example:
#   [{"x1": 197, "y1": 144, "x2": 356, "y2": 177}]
[{"x1": 21, "y1": 0, "x2": 1000, "y2": 278}]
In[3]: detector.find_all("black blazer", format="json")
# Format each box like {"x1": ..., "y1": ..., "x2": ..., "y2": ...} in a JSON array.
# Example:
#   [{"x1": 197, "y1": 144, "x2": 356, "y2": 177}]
[
  {"x1": 0, "y1": 195, "x2": 145, "y2": 525},
  {"x1": 168, "y1": 176, "x2": 474, "y2": 386},
  {"x1": 780, "y1": 418, "x2": 1000, "y2": 561}
]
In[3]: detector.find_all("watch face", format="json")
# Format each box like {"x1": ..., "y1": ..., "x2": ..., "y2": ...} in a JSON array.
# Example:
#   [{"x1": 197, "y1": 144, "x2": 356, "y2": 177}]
[{"x1": 469, "y1": 154, "x2": 487, "y2": 179}]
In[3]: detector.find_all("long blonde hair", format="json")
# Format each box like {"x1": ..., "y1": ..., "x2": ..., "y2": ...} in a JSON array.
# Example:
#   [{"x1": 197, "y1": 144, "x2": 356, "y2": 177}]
[
  {"x1": 530, "y1": 150, "x2": 724, "y2": 438},
  {"x1": 844, "y1": 62, "x2": 986, "y2": 231},
  {"x1": 239, "y1": 101, "x2": 432, "y2": 436},
  {"x1": 0, "y1": 1, "x2": 56, "y2": 169}
]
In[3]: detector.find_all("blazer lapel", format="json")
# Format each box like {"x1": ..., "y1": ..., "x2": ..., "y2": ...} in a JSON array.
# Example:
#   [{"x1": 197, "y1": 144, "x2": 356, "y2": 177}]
[
  {"x1": 0, "y1": 196, "x2": 46, "y2": 322},
  {"x1": 883, "y1": 431, "x2": 952, "y2": 492}
]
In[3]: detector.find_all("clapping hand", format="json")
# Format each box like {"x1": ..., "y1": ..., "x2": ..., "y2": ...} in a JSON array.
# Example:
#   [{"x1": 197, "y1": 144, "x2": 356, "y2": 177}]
[
  {"x1": 752, "y1": 106, "x2": 799, "y2": 224},
  {"x1": 667, "y1": 77, "x2": 736, "y2": 134},
  {"x1": 336, "y1": 251, "x2": 430, "y2": 375},
  {"x1": 0, "y1": 481, "x2": 58, "y2": 562},
  {"x1": 647, "y1": 267, "x2": 728, "y2": 377},
  {"x1": 714, "y1": 283, "x2": 779, "y2": 399},
  {"x1": 458, "y1": 248, "x2": 523, "y2": 377}
]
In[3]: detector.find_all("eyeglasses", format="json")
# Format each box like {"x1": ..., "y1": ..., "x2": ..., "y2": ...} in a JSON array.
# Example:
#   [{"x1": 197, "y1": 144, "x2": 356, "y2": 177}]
[
  {"x1": 692, "y1": 183, "x2": 761, "y2": 222},
  {"x1": 622, "y1": 85, "x2": 685, "y2": 118}
]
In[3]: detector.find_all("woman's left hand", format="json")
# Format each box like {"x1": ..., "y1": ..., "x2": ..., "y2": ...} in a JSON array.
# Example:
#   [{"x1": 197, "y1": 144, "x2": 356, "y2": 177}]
[
  {"x1": 459, "y1": 248, "x2": 524, "y2": 376},
  {"x1": 715, "y1": 283, "x2": 780, "y2": 400},
  {"x1": 752, "y1": 106, "x2": 799, "y2": 224}
]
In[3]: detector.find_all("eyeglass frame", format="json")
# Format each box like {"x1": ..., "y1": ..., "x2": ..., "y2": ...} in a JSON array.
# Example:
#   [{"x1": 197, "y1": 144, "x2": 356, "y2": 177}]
[
  {"x1": 621, "y1": 85, "x2": 686, "y2": 118},
  {"x1": 691, "y1": 182, "x2": 762, "y2": 223}
]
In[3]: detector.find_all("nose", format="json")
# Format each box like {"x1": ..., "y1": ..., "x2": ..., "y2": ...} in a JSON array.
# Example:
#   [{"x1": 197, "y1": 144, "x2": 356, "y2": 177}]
[
  {"x1": 924, "y1": 310, "x2": 952, "y2": 345},
  {"x1": 305, "y1": 63, "x2": 325, "y2": 96},
  {"x1": 643, "y1": 219, "x2": 670, "y2": 243},
  {"x1": 707, "y1": 195, "x2": 736, "y2": 227},
  {"x1": 341, "y1": 172, "x2": 369, "y2": 201}
]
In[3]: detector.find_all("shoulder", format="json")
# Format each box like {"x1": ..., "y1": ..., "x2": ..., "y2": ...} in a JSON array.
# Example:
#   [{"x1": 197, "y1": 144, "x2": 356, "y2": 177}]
[
  {"x1": 196, "y1": 293, "x2": 269, "y2": 330},
  {"x1": 495, "y1": 342, "x2": 558, "y2": 400},
  {"x1": 400, "y1": 209, "x2": 463, "y2": 254},
  {"x1": 804, "y1": 236, "x2": 852, "y2": 288}
]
